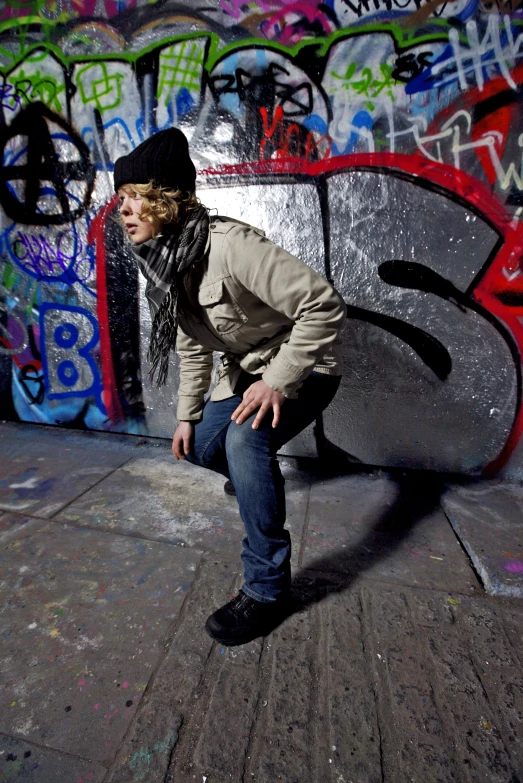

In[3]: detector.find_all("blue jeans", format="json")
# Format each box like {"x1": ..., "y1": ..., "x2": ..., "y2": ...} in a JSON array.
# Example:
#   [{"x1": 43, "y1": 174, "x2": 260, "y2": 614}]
[{"x1": 185, "y1": 371, "x2": 341, "y2": 603}]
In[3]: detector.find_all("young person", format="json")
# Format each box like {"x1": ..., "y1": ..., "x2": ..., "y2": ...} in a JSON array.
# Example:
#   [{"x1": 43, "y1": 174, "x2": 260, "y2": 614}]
[{"x1": 114, "y1": 128, "x2": 346, "y2": 646}]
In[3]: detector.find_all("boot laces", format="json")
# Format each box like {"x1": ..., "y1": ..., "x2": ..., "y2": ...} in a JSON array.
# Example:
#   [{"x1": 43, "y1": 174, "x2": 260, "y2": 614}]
[{"x1": 230, "y1": 592, "x2": 264, "y2": 621}]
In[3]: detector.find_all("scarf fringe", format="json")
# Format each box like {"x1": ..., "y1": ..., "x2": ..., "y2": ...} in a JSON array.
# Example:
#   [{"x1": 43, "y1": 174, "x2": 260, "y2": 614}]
[
  {"x1": 133, "y1": 206, "x2": 210, "y2": 388},
  {"x1": 147, "y1": 287, "x2": 179, "y2": 386}
]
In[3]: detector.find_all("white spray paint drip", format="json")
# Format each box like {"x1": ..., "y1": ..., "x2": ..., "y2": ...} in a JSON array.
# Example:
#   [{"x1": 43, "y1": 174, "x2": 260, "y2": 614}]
[
  {"x1": 431, "y1": 17, "x2": 521, "y2": 93},
  {"x1": 0, "y1": 502, "x2": 35, "y2": 511},
  {"x1": 142, "y1": 72, "x2": 154, "y2": 139},
  {"x1": 9, "y1": 477, "x2": 40, "y2": 489},
  {"x1": 91, "y1": 107, "x2": 112, "y2": 194},
  {"x1": 13, "y1": 717, "x2": 34, "y2": 735}
]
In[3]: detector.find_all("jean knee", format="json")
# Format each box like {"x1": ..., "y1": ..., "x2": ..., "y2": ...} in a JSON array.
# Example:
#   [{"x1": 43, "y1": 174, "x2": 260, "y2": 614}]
[
  {"x1": 226, "y1": 420, "x2": 273, "y2": 471},
  {"x1": 227, "y1": 419, "x2": 264, "y2": 450}
]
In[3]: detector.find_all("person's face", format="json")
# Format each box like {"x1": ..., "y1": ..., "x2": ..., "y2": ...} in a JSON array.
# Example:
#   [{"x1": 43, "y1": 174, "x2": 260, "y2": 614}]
[{"x1": 118, "y1": 187, "x2": 154, "y2": 244}]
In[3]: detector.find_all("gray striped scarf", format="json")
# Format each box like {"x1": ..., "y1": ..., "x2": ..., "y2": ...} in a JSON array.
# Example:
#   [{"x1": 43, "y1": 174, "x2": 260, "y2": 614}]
[{"x1": 132, "y1": 205, "x2": 210, "y2": 386}]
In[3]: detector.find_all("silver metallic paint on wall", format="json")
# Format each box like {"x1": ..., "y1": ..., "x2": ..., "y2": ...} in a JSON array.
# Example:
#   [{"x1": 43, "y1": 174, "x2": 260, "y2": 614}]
[{"x1": 197, "y1": 172, "x2": 518, "y2": 473}]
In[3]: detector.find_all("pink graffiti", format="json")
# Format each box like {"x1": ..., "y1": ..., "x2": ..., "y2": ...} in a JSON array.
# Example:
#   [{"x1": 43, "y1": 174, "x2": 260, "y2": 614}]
[
  {"x1": 102, "y1": 707, "x2": 119, "y2": 730},
  {"x1": 261, "y1": 2, "x2": 337, "y2": 43},
  {"x1": 219, "y1": 0, "x2": 335, "y2": 42},
  {"x1": 0, "y1": 0, "x2": 138, "y2": 23},
  {"x1": 220, "y1": 0, "x2": 274, "y2": 19},
  {"x1": 504, "y1": 560, "x2": 523, "y2": 574}
]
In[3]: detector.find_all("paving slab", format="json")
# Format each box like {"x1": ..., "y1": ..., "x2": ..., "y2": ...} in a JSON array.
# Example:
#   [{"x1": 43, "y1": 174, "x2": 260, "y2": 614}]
[
  {"x1": 0, "y1": 422, "x2": 144, "y2": 518},
  {"x1": 442, "y1": 481, "x2": 523, "y2": 597},
  {"x1": 107, "y1": 559, "x2": 244, "y2": 783},
  {"x1": 58, "y1": 455, "x2": 310, "y2": 568},
  {"x1": 300, "y1": 473, "x2": 479, "y2": 593},
  {"x1": 364, "y1": 585, "x2": 523, "y2": 783},
  {"x1": 0, "y1": 512, "x2": 201, "y2": 765},
  {"x1": 163, "y1": 581, "x2": 523, "y2": 783},
  {"x1": 0, "y1": 736, "x2": 106, "y2": 783},
  {"x1": 104, "y1": 702, "x2": 183, "y2": 783}
]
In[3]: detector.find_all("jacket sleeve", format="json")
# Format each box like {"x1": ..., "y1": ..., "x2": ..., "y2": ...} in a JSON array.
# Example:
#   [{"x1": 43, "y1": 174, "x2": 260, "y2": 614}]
[
  {"x1": 175, "y1": 323, "x2": 214, "y2": 421},
  {"x1": 224, "y1": 225, "x2": 346, "y2": 398}
]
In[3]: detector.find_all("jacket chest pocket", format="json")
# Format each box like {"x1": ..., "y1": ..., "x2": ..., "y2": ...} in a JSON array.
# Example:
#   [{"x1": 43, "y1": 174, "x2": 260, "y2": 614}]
[{"x1": 198, "y1": 279, "x2": 248, "y2": 336}]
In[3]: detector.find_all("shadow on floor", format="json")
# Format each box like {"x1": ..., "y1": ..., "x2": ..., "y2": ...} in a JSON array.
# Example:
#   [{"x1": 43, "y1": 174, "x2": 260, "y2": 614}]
[{"x1": 289, "y1": 471, "x2": 446, "y2": 612}]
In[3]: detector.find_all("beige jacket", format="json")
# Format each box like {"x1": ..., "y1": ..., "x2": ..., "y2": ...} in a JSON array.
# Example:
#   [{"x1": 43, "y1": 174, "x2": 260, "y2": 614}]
[{"x1": 175, "y1": 218, "x2": 346, "y2": 421}]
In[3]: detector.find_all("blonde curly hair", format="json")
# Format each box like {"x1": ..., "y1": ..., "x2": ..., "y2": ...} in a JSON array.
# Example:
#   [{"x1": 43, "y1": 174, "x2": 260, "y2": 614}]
[{"x1": 119, "y1": 181, "x2": 201, "y2": 238}]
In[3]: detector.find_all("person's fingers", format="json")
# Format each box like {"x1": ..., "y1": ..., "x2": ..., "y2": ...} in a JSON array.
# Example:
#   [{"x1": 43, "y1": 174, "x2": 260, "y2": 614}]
[
  {"x1": 173, "y1": 436, "x2": 183, "y2": 460},
  {"x1": 252, "y1": 402, "x2": 270, "y2": 430},
  {"x1": 231, "y1": 401, "x2": 245, "y2": 421},
  {"x1": 235, "y1": 400, "x2": 259, "y2": 425},
  {"x1": 232, "y1": 392, "x2": 255, "y2": 420},
  {"x1": 272, "y1": 402, "x2": 281, "y2": 428},
  {"x1": 183, "y1": 435, "x2": 191, "y2": 458},
  {"x1": 232, "y1": 392, "x2": 258, "y2": 421}
]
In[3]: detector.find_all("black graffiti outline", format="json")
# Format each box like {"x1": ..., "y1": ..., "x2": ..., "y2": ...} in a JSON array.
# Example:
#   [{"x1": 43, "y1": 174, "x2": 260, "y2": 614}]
[
  {"x1": 345, "y1": 301, "x2": 452, "y2": 380},
  {"x1": 376, "y1": 259, "x2": 522, "y2": 429},
  {"x1": 0, "y1": 101, "x2": 95, "y2": 226},
  {"x1": 27, "y1": 323, "x2": 41, "y2": 361},
  {"x1": 391, "y1": 51, "x2": 434, "y2": 83},
  {"x1": 378, "y1": 260, "x2": 468, "y2": 309},
  {"x1": 208, "y1": 62, "x2": 316, "y2": 118},
  {"x1": 339, "y1": 0, "x2": 450, "y2": 19},
  {"x1": 19, "y1": 364, "x2": 45, "y2": 405}
]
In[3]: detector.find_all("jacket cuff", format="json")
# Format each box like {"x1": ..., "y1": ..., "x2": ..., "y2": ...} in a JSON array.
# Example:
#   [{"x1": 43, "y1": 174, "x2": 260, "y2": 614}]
[
  {"x1": 176, "y1": 395, "x2": 205, "y2": 422},
  {"x1": 262, "y1": 358, "x2": 305, "y2": 400}
]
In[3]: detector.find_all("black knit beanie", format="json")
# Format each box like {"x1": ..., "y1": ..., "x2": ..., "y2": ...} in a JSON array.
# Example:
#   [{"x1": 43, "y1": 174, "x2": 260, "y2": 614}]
[{"x1": 113, "y1": 128, "x2": 196, "y2": 194}]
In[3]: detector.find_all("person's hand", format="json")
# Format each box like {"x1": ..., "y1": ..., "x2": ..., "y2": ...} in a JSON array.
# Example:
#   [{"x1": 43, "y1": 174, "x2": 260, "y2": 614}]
[
  {"x1": 172, "y1": 421, "x2": 194, "y2": 459},
  {"x1": 231, "y1": 380, "x2": 285, "y2": 429}
]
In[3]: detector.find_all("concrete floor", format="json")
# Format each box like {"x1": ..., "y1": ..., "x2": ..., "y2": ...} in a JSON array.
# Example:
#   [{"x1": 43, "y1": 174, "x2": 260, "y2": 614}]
[{"x1": 0, "y1": 421, "x2": 522, "y2": 783}]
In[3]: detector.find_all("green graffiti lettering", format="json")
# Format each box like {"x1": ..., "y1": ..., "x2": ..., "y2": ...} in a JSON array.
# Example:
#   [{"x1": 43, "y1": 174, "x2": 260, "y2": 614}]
[
  {"x1": 76, "y1": 62, "x2": 124, "y2": 112},
  {"x1": 331, "y1": 61, "x2": 400, "y2": 104},
  {"x1": 157, "y1": 40, "x2": 205, "y2": 104}
]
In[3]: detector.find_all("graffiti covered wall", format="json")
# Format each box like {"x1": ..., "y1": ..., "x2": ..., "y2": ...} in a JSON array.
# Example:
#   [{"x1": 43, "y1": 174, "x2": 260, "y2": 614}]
[{"x1": 1, "y1": 0, "x2": 523, "y2": 476}]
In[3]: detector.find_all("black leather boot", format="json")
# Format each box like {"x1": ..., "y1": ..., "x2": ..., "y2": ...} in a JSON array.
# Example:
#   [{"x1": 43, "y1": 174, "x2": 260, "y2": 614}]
[
  {"x1": 223, "y1": 480, "x2": 236, "y2": 496},
  {"x1": 205, "y1": 591, "x2": 289, "y2": 646}
]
